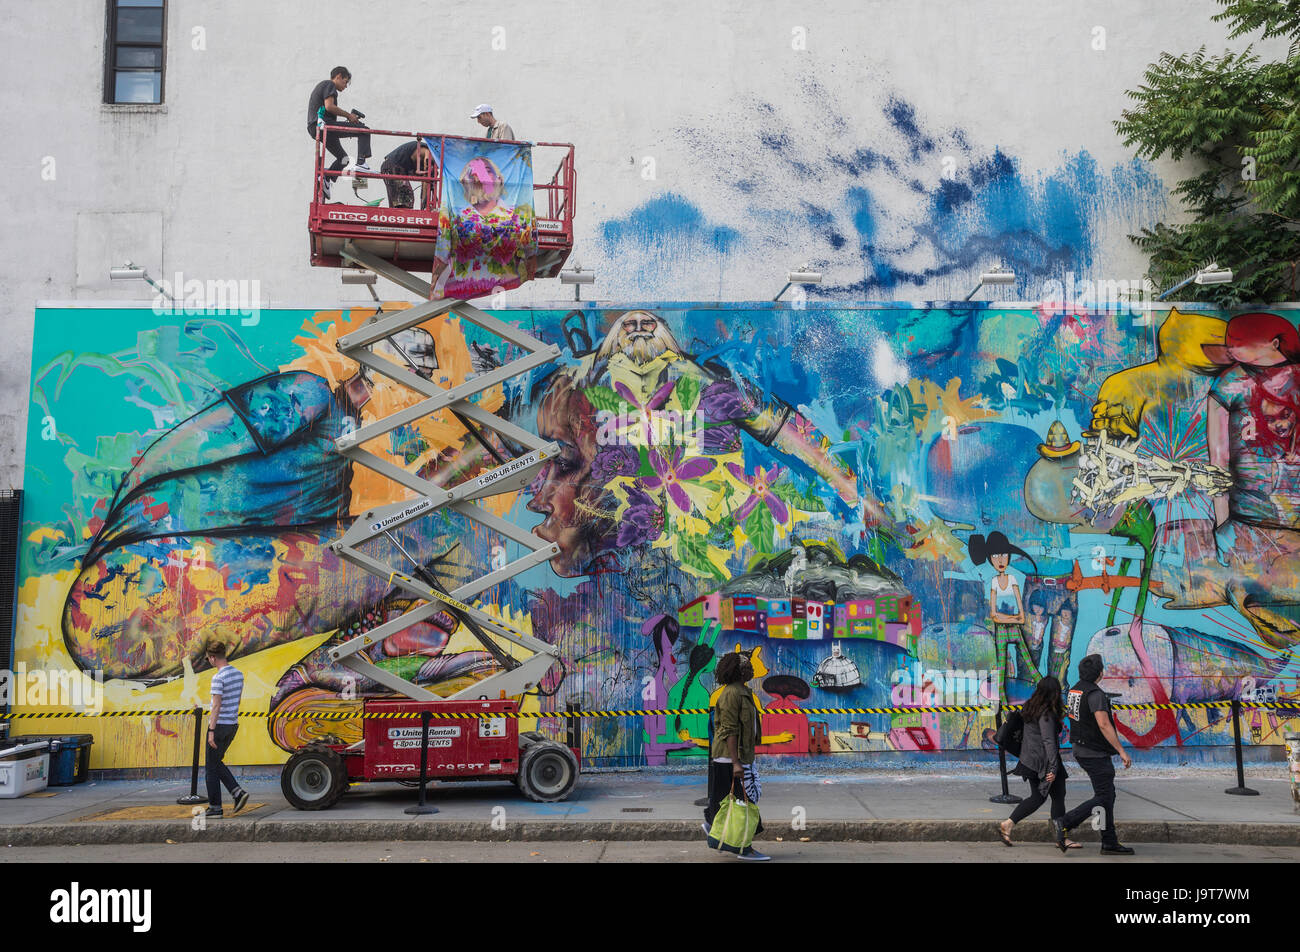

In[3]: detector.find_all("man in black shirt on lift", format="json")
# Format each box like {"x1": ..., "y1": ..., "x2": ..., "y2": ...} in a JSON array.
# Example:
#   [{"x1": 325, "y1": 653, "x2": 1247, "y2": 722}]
[
  {"x1": 380, "y1": 139, "x2": 433, "y2": 209},
  {"x1": 308, "y1": 66, "x2": 373, "y2": 199},
  {"x1": 1053, "y1": 653, "x2": 1135, "y2": 855}
]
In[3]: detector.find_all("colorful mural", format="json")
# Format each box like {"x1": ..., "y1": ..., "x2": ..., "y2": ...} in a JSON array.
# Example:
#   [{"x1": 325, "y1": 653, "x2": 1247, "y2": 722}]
[{"x1": 15, "y1": 303, "x2": 1300, "y2": 766}]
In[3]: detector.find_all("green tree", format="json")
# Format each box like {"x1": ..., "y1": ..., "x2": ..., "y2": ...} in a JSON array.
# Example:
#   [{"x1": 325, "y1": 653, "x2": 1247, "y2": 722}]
[{"x1": 1114, "y1": 1, "x2": 1300, "y2": 304}]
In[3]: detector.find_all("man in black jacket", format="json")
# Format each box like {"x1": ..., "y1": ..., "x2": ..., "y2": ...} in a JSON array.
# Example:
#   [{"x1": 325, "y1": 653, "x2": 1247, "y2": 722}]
[{"x1": 1054, "y1": 654, "x2": 1135, "y2": 854}]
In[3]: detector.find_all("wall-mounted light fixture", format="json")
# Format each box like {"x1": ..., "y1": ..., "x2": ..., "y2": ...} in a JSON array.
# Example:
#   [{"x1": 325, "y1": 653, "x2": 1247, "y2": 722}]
[
  {"x1": 342, "y1": 268, "x2": 381, "y2": 304},
  {"x1": 109, "y1": 260, "x2": 174, "y2": 301},
  {"x1": 964, "y1": 266, "x2": 1017, "y2": 301},
  {"x1": 560, "y1": 261, "x2": 596, "y2": 301},
  {"x1": 774, "y1": 263, "x2": 823, "y2": 302},
  {"x1": 1156, "y1": 263, "x2": 1234, "y2": 300}
]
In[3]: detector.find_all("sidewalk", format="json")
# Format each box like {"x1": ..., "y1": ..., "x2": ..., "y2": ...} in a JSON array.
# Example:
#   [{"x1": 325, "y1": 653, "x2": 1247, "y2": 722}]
[{"x1": 2, "y1": 762, "x2": 1297, "y2": 847}]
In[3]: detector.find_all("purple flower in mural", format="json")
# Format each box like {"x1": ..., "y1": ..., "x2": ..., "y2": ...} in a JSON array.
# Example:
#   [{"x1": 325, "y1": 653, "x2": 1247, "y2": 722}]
[
  {"x1": 698, "y1": 380, "x2": 746, "y2": 453},
  {"x1": 615, "y1": 379, "x2": 677, "y2": 413},
  {"x1": 591, "y1": 443, "x2": 640, "y2": 484},
  {"x1": 726, "y1": 462, "x2": 789, "y2": 524},
  {"x1": 701, "y1": 423, "x2": 742, "y2": 455},
  {"x1": 617, "y1": 486, "x2": 666, "y2": 547},
  {"x1": 614, "y1": 379, "x2": 676, "y2": 442},
  {"x1": 643, "y1": 445, "x2": 715, "y2": 514},
  {"x1": 698, "y1": 380, "x2": 746, "y2": 423}
]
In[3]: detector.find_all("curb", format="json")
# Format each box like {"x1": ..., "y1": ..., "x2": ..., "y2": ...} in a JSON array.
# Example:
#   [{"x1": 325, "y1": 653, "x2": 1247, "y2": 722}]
[{"x1": 4, "y1": 819, "x2": 1298, "y2": 847}]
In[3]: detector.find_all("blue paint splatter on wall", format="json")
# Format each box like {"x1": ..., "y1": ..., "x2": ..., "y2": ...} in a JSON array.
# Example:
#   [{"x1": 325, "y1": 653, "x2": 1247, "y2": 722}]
[
  {"x1": 600, "y1": 90, "x2": 1167, "y2": 300},
  {"x1": 601, "y1": 193, "x2": 741, "y2": 256}
]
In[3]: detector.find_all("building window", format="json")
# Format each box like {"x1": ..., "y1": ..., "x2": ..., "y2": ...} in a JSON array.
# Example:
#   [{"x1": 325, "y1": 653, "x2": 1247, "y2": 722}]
[{"x1": 105, "y1": 0, "x2": 166, "y2": 104}]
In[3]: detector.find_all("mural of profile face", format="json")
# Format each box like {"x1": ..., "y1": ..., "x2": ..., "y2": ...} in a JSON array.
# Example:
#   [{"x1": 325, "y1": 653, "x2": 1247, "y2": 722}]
[{"x1": 526, "y1": 377, "x2": 612, "y2": 575}]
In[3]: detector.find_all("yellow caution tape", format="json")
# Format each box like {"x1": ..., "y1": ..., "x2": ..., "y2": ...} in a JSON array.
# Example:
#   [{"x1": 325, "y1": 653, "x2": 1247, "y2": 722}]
[{"x1": 2, "y1": 701, "x2": 1297, "y2": 721}]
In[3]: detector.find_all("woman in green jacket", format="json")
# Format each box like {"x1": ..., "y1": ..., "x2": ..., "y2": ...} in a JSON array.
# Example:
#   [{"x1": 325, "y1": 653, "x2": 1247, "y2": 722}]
[{"x1": 702, "y1": 651, "x2": 770, "y2": 860}]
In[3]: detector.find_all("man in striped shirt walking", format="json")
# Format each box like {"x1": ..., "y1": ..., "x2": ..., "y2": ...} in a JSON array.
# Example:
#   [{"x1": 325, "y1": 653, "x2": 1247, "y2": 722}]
[{"x1": 205, "y1": 642, "x2": 249, "y2": 818}]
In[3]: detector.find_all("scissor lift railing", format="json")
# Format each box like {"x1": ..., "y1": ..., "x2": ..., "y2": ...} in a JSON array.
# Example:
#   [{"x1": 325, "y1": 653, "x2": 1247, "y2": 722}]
[
  {"x1": 325, "y1": 243, "x2": 566, "y2": 701},
  {"x1": 308, "y1": 124, "x2": 575, "y2": 287}
]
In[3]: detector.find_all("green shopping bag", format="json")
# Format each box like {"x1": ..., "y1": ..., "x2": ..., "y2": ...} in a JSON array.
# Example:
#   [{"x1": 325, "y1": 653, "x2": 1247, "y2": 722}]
[{"x1": 707, "y1": 784, "x2": 761, "y2": 854}]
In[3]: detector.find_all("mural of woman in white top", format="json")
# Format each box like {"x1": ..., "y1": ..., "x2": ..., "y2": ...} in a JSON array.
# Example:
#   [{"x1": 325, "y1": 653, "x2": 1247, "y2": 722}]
[{"x1": 968, "y1": 530, "x2": 1044, "y2": 704}]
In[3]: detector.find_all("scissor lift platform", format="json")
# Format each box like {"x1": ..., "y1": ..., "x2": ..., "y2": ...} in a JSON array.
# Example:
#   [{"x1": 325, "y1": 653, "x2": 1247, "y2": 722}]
[{"x1": 308, "y1": 126, "x2": 575, "y2": 288}]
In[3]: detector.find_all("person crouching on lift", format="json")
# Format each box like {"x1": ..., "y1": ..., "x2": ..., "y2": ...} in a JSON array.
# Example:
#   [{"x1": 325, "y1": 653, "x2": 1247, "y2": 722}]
[{"x1": 380, "y1": 139, "x2": 433, "y2": 209}]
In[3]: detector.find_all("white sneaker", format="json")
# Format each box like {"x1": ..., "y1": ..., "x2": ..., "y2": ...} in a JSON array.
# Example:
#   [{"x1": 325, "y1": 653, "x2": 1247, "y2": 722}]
[
  {"x1": 321, "y1": 177, "x2": 332, "y2": 200},
  {"x1": 353, "y1": 162, "x2": 374, "y2": 175}
]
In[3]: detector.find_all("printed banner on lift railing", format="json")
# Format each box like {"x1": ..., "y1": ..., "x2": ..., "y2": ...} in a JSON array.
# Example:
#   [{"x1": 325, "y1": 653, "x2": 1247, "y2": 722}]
[{"x1": 427, "y1": 138, "x2": 538, "y2": 300}]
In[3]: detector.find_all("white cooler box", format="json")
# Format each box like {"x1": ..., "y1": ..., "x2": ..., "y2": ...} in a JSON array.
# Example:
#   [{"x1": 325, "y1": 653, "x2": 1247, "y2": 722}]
[{"x1": 0, "y1": 742, "x2": 51, "y2": 798}]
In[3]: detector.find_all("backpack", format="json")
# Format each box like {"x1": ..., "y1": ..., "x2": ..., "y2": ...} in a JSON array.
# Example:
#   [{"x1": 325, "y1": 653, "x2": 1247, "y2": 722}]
[{"x1": 994, "y1": 709, "x2": 1024, "y2": 757}]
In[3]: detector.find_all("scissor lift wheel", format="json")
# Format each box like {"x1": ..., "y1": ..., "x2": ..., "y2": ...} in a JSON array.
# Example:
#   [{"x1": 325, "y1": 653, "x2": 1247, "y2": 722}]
[
  {"x1": 282, "y1": 744, "x2": 348, "y2": 810},
  {"x1": 516, "y1": 740, "x2": 579, "y2": 802}
]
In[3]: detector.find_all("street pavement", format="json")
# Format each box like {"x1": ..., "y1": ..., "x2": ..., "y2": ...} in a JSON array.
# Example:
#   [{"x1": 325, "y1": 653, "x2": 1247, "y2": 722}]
[
  {"x1": 2, "y1": 761, "x2": 1296, "y2": 849},
  {"x1": 3, "y1": 840, "x2": 1298, "y2": 862}
]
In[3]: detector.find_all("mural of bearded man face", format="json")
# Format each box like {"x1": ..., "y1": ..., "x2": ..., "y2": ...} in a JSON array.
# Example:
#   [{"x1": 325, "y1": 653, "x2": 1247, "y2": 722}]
[{"x1": 595, "y1": 310, "x2": 683, "y2": 365}]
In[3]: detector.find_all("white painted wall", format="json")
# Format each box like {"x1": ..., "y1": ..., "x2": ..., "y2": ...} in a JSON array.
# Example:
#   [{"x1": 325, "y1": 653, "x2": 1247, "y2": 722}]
[{"x1": 3, "y1": 0, "x2": 1284, "y2": 488}]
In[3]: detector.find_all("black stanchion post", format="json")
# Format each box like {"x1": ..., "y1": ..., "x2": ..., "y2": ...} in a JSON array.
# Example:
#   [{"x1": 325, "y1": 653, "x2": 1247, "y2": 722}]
[
  {"x1": 1225, "y1": 698, "x2": 1259, "y2": 796},
  {"x1": 176, "y1": 707, "x2": 208, "y2": 806},
  {"x1": 694, "y1": 709, "x2": 714, "y2": 808},
  {"x1": 405, "y1": 709, "x2": 439, "y2": 815},
  {"x1": 565, "y1": 700, "x2": 582, "y2": 757},
  {"x1": 989, "y1": 704, "x2": 1021, "y2": 805}
]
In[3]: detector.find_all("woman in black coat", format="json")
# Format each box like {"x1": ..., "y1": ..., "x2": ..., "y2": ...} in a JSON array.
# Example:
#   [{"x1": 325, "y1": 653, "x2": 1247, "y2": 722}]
[{"x1": 997, "y1": 676, "x2": 1080, "y2": 848}]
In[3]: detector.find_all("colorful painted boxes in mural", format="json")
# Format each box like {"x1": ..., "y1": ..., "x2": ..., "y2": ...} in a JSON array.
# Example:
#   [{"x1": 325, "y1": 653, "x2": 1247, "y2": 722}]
[{"x1": 678, "y1": 593, "x2": 918, "y2": 651}]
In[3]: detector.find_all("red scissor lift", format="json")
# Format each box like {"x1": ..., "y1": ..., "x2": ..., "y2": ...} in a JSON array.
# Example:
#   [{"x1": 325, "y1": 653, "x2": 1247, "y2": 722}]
[
  {"x1": 282, "y1": 125, "x2": 580, "y2": 809},
  {"x1": 308, "y1": 123, "x2": 576, "y2": 288}
]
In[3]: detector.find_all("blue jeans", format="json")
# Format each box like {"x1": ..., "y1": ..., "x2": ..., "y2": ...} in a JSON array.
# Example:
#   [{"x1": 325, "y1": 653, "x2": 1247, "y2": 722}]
[{"x1": 205, "y1": 724, "x2": 239, "y2": 808}]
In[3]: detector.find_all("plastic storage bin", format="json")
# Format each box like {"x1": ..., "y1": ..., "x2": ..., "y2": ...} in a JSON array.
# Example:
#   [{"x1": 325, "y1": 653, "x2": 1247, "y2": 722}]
[
  {"x1": 10, "y1": 735, "x2": 94, "y2": 786},
  {"x1": 0, "y1": 742, "x2": 51, "y2": 797}
]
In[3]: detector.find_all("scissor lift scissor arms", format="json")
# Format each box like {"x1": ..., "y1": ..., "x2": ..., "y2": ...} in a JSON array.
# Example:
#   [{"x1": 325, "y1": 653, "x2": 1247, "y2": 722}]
[{"x1": 327, "y1": 243, "x2": 567, "y2": 702}]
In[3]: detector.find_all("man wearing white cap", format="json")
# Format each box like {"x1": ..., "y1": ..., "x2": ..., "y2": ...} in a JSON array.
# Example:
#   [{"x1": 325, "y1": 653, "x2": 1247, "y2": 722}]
[{"x1": 471, "y1": 104, "x2": 515, "y2": 141}]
